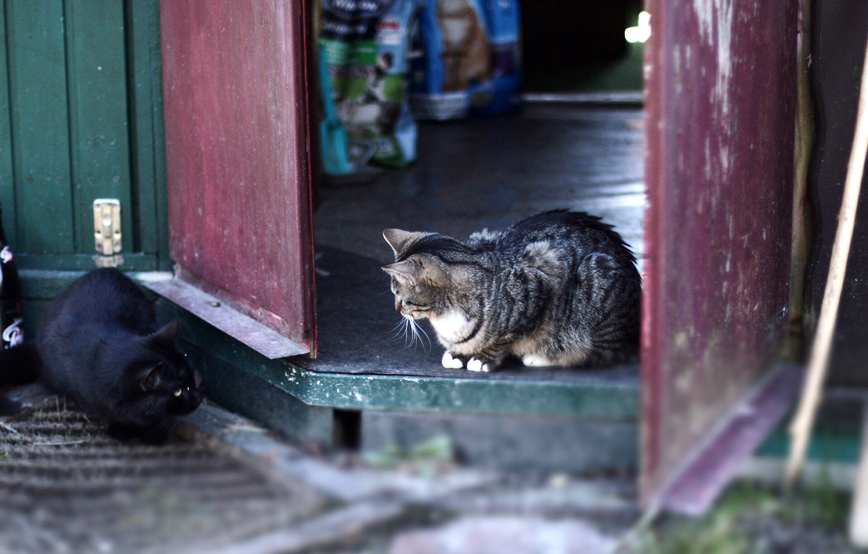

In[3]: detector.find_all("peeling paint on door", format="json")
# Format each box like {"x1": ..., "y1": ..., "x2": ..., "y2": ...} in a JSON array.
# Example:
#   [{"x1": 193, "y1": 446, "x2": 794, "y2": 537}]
[{"x1": 642, "y1": 0, "x2": 798, "y2": 506}]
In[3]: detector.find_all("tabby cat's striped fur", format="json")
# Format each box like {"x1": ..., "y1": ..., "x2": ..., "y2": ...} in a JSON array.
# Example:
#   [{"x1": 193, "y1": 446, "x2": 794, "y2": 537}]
[{"x1": 383, "y1": 210, "x2": 641, "y2": 372}]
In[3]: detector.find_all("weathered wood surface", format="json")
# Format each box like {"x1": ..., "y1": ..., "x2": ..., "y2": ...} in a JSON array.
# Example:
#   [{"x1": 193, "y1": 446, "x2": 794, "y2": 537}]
[
  {"x1": 160, "y1": 0, "x2": 317, "y2": 354},
  {"x1": 0, "y1": 0, "x2": 167, "y2": 269},
  {"x1": 642, "y1": 0, "x2": 798, "y2": 506},
  {"x1": 6, "y1": 0, "x2": 74, "y2": 253}
]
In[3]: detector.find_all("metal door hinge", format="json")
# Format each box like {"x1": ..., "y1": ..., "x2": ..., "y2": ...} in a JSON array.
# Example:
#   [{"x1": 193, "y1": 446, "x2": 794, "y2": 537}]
[{"x1": 93, "y1": 199, "x2": 124, "y2": 268}]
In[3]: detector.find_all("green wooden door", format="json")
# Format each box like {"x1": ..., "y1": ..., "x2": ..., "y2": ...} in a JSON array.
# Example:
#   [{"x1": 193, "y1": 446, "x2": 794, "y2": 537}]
[{"x1": 0, "y1": 0, "x2": 168, "y2": 272}]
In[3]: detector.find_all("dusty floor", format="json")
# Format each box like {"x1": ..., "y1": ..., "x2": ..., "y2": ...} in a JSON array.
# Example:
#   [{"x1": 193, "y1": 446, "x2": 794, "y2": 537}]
[{"x1": 313, "y1": 104, "x2": 645, "y2": 268}]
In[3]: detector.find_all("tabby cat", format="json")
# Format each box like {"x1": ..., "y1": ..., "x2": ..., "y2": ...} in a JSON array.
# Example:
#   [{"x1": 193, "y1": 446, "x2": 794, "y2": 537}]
[
  {"x1": 0, "y1": 268, "x2": 203, "y2": 443},
  {"x1": 383, "y1": 210, "x2": 641, "y2": 371}
]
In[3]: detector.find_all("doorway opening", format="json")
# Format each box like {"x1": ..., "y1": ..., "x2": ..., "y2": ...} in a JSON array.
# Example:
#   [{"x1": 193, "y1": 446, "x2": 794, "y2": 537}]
[{"x1": 304, "y1": 1, "x2": 646, "y2": 466}]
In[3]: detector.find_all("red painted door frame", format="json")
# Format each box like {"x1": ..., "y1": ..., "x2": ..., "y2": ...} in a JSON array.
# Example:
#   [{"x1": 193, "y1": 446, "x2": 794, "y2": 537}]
[
  {"x1": 642, "y1": 0, "x2": 798, "y2": 506},
  {"x1": 159, "y1": 0, "x2": 317, "y2": 356}
]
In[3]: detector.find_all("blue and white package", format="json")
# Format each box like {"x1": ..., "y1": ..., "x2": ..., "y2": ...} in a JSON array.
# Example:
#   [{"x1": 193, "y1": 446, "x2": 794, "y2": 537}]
[
  {"x1": 320, "y1": 0, "x2": 425, "y2": 170},
  {"x1": 410, "y1": 0, "x2": 521, "y2": 120}
]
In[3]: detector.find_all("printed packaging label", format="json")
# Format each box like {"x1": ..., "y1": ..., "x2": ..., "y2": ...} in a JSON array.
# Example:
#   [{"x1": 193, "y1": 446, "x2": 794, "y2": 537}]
[
  {"x1": 410, "y1": 0, "x2": 522, "y2": 120},
  {"x1": 321, "y1": 0, "x2": 425, "y2": 170}
]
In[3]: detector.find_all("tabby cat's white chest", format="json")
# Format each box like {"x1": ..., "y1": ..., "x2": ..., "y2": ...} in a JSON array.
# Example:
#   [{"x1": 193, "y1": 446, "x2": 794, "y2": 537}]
[{"x1": 429, "y1": 310, "x2": 471, "y2": 344}]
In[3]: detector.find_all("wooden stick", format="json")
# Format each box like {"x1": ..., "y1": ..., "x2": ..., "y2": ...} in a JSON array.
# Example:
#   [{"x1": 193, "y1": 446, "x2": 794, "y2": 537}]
[{"x1": 786, "y1": 36, "x2": 868, "y2": 486}]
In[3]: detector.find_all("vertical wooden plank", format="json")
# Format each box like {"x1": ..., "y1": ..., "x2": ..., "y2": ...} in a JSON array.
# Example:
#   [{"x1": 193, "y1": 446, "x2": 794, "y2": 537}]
[
  {"x1": 161, "y1": 0, "x2": 317, "y2": 353},
  {"x1": 127, "y1": 0, "x2": 168, "y2": 264},
  {"x1": 0, "y1": 0, "x2": 15, "y2": 247},
  {"x1": 65, "y1": 0, "x2": 132, "y2": 255},
  {"x1": 642, "y1": 0, "x2": 798, "y2": 506},
  {"x1": 6, "y1": 0, "x2": 74, "y2": 253}
]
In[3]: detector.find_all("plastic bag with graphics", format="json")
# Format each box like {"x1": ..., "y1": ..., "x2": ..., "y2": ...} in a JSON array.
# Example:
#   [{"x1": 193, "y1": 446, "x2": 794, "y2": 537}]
[
  {"x1": 410, "y1": 0, "x2": 521, "y2": 120},
  {"x1": 320, "y1": 0, "x2": 425, "y2": 173}
]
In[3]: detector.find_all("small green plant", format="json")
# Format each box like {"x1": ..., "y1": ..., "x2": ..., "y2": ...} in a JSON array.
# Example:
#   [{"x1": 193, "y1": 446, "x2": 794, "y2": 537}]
[
  {"x1": 625, "y1": 480, "x2": 854, "y2": 554},
  {"x1": 782, "y1": 469, "x2": 850, "y2": 529},
  {"x1": 628, "y1": 485, "x2": 765, "y2": 554},
  {"x1": 363, "y1": 435, "x2": 454, "y2": 478}
]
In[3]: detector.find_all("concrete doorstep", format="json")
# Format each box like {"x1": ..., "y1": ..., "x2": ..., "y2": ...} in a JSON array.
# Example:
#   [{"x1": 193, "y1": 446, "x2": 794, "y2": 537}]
[{"x1": 180, "y1": 402, "x2": 640, "y2": 554}]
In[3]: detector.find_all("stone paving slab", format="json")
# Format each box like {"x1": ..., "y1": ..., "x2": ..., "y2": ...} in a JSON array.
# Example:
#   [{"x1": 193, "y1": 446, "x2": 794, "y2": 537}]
[
  {"x1": 182, "y1": 403, "x2": 504, "y2": 505},
  {"x1": 388, "y1": 516, "x2": 617, "y2": 554},
  {"x1": 180, "y1": 403, "x2": 640, "y2": 554}
]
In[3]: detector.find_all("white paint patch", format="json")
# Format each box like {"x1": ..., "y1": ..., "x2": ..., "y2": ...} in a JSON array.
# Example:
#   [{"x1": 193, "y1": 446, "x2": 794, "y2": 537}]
[
  {"x1": 691, "y1": 0, "x2": 734, "y2": 119},
  {"x1": 704, "y1": 137, "x2": 713, "y2": 180},
  {"x1": 429, "y1": 310, "x2": 471, "y2": 344}
]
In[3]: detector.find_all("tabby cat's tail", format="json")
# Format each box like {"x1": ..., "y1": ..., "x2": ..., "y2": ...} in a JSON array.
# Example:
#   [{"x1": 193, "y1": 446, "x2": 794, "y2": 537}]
[{"x1": 0, "y1": 343, "x2": 42, "y2": 415}]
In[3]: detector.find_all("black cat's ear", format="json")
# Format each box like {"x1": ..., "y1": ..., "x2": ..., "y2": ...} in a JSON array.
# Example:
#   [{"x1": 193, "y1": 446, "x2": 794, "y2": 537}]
[
  {"x1": 150, "y1": 319, "x2": 181, "y2": 345},
  {"x1": 382, "y1": 261, "x2": 417, "y2": 284},
  {"x1": 140, "y1": 365, "x2": 162, "y2": 392},
  {"x1": 383, "y1": 229, "x2": 416, "y2": 256}
]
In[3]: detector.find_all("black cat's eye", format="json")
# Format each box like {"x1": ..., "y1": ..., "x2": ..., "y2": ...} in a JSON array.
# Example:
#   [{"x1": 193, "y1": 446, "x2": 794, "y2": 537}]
[{"x1": 140, "y1": 364, "x2": 164, "y2": 391}]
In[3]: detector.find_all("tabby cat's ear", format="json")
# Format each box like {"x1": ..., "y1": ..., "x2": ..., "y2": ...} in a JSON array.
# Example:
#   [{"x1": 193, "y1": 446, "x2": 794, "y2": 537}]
[
  {"x1": 383, "y1": 229, "x2": 416, "y2": 256},
  {"x1": 382, "y1": 261, "x2": 417, "y2": 284},
  {"x1": 150, "y1": 319, "x2": 181, "y2": 345}
]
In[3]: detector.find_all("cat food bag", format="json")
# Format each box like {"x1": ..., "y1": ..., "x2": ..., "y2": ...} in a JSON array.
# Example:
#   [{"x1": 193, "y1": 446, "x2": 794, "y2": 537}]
[
  {"x1": 410, "y1": 0, "x2": 521, "y2": 120},
  {"x1": 320, "y1": 0, "x2": 424, "y2": 171}
]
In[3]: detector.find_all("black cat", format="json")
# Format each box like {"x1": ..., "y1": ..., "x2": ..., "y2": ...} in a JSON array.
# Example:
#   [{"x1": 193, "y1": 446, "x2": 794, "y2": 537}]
[{"x1": 0, "y1": 268, "x2": 202, "y2": 443}]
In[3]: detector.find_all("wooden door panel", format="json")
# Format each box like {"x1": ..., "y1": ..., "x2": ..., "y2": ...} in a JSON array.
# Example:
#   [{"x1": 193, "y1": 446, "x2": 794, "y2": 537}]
[
  {"x1": 160, "y1": 0, "x2": 317, "y2": 356},
  {"x1": 643, "y1": 0, "x2": 798, "y2": 506}
]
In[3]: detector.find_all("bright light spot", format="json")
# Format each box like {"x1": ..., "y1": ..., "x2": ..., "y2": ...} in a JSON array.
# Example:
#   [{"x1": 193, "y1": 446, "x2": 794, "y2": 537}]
[{"x1": 625, "y1": 11, "x2": 651, "y2": 44}]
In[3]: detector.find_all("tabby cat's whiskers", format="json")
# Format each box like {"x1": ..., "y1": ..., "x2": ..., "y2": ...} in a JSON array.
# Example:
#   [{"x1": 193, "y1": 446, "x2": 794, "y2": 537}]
[{"x1": 393, "y1": 316, "x2": 431, "y2": 353}]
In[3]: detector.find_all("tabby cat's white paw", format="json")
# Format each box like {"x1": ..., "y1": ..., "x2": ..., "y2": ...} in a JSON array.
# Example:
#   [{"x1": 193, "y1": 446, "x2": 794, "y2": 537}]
[
  {"x1": 521, "y1": 354, "x2": 553, "y2": 367},
  {"x1": 466, "y1": 358, "x2": 493, "y2": 372},
  {"x1": 441, "y1": 351, "x2": 465, "y2": 369}
]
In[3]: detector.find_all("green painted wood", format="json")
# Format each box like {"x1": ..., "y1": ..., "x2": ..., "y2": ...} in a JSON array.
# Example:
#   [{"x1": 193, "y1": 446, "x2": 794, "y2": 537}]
[
  {"x1": 182, "y1": 341, "x2": 336, "y2": 447},
  {"x1": 0, "y1": 0, "x2": 167, "y2": 271},
  {"x1": 19, "y1": 268, "x2": 170, "y2": 298},
  {"x1": 126, "y1": 0, "x2": 169, "y2": 264},
  {"x1": 6, "y1": 0, "x2": 74, "y2": 253},
  {"x1": 64, "y1": 0, "x2": 133, "y2": 255},
  {"x1": 19, "y1": 268, "x2": 170, "y2": 340},
  {"x1": 0, "y1": 1, "x2": 14, "y2": 245},
  {"x1": 20, "y1": 269, "x2": 87, "y2": 299},
  {"x1": 16, "y1": 253, "x2": 158, "y2": 271},
  {"x1": 170, "y1": 303, "x2": 640, "y2": 420}
]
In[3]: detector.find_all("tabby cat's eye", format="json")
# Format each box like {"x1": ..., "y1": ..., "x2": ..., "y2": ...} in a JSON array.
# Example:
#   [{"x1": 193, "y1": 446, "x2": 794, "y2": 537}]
[{"x1": 173, "y1": 388, "x2": 183, "y2": 397}]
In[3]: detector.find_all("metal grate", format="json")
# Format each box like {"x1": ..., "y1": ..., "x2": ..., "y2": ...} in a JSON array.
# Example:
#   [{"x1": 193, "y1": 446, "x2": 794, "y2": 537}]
[{"x1": 0, "y1": 397, "x2": 324, "y2": 554}]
